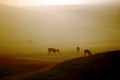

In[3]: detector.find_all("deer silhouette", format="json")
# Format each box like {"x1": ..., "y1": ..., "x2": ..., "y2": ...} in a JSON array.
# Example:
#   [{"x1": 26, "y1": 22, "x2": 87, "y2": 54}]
[
  {"x1": 84, "y1": 49, "x2": 92, "y2": 56},
  {"x1": 48, "y1": 48, "x2": 60, "y2": 55},
  {"x1": 76, "y1": 46, "x2": 80, "y2": 53}
]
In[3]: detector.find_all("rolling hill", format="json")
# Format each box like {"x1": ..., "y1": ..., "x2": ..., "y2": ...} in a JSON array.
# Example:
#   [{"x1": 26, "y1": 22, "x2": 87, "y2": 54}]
[{"x1": 22, "y1": 50, "x2": 120, "y2": 80}]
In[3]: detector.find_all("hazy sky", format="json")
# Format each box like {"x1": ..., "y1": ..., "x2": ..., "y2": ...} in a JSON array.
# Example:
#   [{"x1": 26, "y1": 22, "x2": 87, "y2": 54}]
[
  {"x1": 0, "y1": 0, "x2": 119, "y2": 6},
  {"x1": 0, "y1": 0, "x2": 120, "y2": 54}
]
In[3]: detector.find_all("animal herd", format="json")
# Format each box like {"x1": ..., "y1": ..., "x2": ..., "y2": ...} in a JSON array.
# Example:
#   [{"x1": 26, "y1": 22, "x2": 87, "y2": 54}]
[{"x1": 48, "y1": 47, "x2": 92, "y2": 56}]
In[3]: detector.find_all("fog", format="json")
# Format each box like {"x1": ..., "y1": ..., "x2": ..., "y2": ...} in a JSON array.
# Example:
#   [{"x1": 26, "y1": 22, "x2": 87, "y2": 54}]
[{"x1": 0, "y1": 3, "x2": 120, "y2": 60}]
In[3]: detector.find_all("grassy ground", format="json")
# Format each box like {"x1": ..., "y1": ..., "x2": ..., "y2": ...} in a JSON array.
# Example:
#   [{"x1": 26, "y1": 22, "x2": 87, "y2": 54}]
[
  {"x1": 0, "y1": 56, "x2": 53, "y2": 80},
  {"x1": 0, "y1": 50, "x2": 120, "y2": 80}
]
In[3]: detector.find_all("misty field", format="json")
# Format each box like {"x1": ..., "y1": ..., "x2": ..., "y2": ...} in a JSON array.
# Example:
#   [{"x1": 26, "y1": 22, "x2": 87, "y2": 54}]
[
  {"x1": 0, "y1": 50, "x2": 120, "y2": 80},
  {"x1": 0, "y1": 1, "x2": 120, "y2": 80}
]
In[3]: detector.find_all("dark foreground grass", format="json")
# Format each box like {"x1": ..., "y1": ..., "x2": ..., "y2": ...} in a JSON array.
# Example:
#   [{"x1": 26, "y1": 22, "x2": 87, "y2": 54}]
[
  {"x1": 0, "y1": 50, "x2": 119, "y2": 80},
  {"x1": 24, "y1": 50, "x2": 120, "y2": 80}
]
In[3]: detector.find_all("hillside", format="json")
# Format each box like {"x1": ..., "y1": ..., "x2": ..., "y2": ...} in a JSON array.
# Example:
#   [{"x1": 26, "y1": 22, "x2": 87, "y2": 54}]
[
  {"x1": 23, "y1": 50, "x2": 120, "y2": 80},
  {"x1": 0, "y1": 55, "x2": 52, "y2": 79}
]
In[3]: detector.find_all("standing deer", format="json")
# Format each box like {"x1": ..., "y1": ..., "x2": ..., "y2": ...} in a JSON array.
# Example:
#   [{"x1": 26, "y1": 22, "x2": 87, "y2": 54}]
[{"x1": 76, "y1": 46, "x2": 80, "y2": 53}]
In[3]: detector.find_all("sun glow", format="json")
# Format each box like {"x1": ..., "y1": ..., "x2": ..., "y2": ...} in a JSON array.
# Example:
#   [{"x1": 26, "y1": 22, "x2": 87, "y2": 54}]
[
  {"x1": 34, "y1": 0, "x2": 87, "y2": 6},
  {"x1": 0, "y1": 0, "x2": 104, "y2": 6}
]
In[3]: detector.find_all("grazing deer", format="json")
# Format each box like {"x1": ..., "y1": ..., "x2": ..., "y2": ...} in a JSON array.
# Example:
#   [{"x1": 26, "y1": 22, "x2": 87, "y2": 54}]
[
  {"x1": 84, "y1": 49, "x2": 92, "y2": 56},
  {"x1": 48, "y1": 48, "x2": 60, "y2": 55}
]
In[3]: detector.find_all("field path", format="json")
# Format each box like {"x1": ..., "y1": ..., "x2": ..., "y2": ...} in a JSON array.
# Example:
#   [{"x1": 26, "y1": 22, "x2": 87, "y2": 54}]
[{"x1": 8, "y1": 63, "x2": 57, "y2": 79}]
